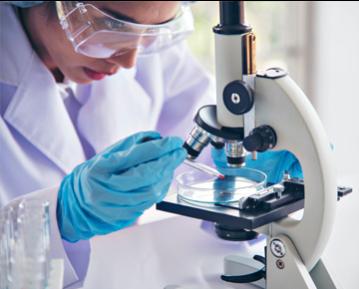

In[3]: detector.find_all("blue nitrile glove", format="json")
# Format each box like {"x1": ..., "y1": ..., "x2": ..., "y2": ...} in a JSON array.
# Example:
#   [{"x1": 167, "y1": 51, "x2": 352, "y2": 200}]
[
  {"x1": 57, "y1": 131, "x2": 186, "y2": 242},
  {"x1": 211, "y1": 148, "x2": 303, "y2": 184}
]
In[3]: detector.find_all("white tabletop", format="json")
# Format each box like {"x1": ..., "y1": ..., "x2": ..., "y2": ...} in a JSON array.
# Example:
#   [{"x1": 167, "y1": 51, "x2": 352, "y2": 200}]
[{"x1": 83, "y1": 174, "x2": 358, "y2": 289}]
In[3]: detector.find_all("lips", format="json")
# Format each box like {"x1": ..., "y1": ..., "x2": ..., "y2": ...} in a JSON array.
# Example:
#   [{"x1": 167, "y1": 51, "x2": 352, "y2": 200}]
[{"x1": 83, "y1": 67, "x2": 110, "y2": 81}]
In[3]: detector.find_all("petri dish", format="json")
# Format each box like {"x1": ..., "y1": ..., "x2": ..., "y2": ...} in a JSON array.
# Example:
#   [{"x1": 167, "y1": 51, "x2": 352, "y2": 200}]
[{"x1": 176, "y1": 167, "x2": 267, "y2": 205}]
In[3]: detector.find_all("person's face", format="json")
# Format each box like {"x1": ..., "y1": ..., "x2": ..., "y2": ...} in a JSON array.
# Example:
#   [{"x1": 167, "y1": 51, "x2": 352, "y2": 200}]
[{"x1": 41, "y1": 1, "x2": 179, "y2": 84}]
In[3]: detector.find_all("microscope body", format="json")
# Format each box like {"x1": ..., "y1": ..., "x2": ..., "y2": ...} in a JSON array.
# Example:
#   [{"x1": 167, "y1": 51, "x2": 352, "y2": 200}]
[
  {"x1": 213, "y1": 10, "x2": 337, "y2": 275},
  {"x1": 156, "y1": 2, "x2": 348, "y2": 288},
  {"x1": 182, "y1": 2, "x2": 339, "y2": 288}
]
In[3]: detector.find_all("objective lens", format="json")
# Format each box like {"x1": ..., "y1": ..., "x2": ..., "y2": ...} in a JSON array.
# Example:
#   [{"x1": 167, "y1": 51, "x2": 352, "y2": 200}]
[
  {"x1": 210, "y1": 136, "x2": 225, "y2": 149},
  {"x1": 183, "y1": 125, "x2": 211, "y2": 159},
  {"x1": 226, "y1": 140, "x2": 246, "y2": 167}
]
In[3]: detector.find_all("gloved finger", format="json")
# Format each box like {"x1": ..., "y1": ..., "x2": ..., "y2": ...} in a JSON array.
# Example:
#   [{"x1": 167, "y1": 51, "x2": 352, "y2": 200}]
[
  {"x1": 100, "y1": 131, "x2": 162, "y2": 157},
  {"x1": 211, "y1": 147, "x2": 228, "y2": 168},
  {"x1": 216, "y1": 166, "x2": 245, "y2": 176},
  {"x1": 103, "y1": 148, "x2": 186, "y2": 191},
  {"x1": 93, "y1": 178, "x2": 173, "y2": 221},
  {"x1": 95, "y1": 136, "x2": 186, "y2": 173},
  {"x1": 83, "y1": 168, "x2": 173, "y2": 209},
  {"x1": 125, "y1": 172, "x2": 174, "y2": 204},
  {"x1": 213, "y1": 175, "x2": 236, "y2": 191},
  {"x1": 82, "y1": 169, "x2": 174, "y2": 221},
  {"x1": 115, "y1": 176, "x2": 173, "y2": 218},
  {"x1": 245, "y1": 150, "x2": 301, "y2": 184},
  {"x1": 74, "y1": 202, "x2": 138, "y2": 237},
  {"x1": 287, "y1": 158, "x2": 303, "y2": 179},
  {"x1": 129, "y1": 177, "x2": 172, "y2": 210},
  {"x1": 213, "y1": 175, "x2": 237, "y2": 202}
]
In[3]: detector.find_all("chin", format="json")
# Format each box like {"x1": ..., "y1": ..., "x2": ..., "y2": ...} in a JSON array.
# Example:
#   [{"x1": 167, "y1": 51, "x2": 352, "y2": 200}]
[
  {"x1": 67, "y1": 73, "x2": 93, "y2": 84},
  {"x1": 76, "y1": 78, "x2": 94, "y2": 84}
]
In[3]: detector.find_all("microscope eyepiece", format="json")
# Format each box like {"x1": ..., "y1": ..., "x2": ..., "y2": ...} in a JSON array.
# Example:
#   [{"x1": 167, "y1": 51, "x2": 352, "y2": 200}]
[{"x1": 213, "y1": 1, "x2": 252, "y2": 35}]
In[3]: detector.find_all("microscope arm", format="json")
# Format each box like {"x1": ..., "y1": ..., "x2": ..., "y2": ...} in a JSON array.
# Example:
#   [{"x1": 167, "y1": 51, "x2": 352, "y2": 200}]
[{"x1": 255, "y1": 72, "x2": 337, "y2": 272}]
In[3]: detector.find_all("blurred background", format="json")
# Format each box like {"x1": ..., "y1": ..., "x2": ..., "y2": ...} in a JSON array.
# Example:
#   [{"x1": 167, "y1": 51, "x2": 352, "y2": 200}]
[
  {"x1": 187, "y1": 1, "x2": 359, "y2": 181},
  {"x1": 187, "y1": 2, "x2": 359, "y2": 287},
  {"x1": 188, "y1": 2, "x2": 308, "y2": 90}
]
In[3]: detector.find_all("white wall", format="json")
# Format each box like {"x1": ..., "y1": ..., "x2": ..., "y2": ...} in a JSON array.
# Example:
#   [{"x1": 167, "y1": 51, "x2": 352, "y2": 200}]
[
  {"x1": 308, "y1": 1, "x2": 359, "y2": 180},
  {"x1": 308, "y1": 3, "x2": 359, "y2": 288}
]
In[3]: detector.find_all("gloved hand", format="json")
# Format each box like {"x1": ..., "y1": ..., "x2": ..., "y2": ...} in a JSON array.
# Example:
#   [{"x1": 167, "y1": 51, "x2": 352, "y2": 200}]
[
  {"x1": 57, "y1": 131, "x2": 186, "y2": 242},
  {"x1": 211, "y1": 148, "x2": 302, "y2": 184}
]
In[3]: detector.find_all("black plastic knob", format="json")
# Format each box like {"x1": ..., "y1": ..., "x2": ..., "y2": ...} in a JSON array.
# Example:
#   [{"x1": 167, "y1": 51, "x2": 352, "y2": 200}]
[
  {"x1": 243, "y1": 125, "x2": 277, "y2": 152},
  {"x1": 223, "y1": 80, "x2": 254, "y2": 115}
]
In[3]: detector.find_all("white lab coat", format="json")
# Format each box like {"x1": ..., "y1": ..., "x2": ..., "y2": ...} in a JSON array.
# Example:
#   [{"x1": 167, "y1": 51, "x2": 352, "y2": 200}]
[{"x1": 0, "y1": 4, "x2": 214, "y2": 287}]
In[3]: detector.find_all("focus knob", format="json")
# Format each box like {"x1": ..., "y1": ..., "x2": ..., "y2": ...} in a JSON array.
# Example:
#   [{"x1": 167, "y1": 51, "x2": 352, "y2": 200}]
[
  {"x1": 223, "y1": 80, "x2": 254, "y2": 115},
  {"x1": 243, "y1": 125, "x2": 277, "y2": 152}
]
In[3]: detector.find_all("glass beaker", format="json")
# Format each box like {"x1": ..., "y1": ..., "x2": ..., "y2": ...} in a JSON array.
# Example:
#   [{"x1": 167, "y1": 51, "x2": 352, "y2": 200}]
[
  {"x1": 10, "y1": 199, "x2": 51, "y2": 289},
  {"x1": 0, "y1": 209, "x2": 10, "y2": 289},
  {"x1": 0, "y1": 205, "x2": 18, "y2": 289}
]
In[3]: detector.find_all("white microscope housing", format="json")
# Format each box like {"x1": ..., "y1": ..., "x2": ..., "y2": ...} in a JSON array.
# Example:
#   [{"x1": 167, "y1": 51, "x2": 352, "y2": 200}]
[{"x1": 159, "y1": 2, "x2": 350, "y2": 288}]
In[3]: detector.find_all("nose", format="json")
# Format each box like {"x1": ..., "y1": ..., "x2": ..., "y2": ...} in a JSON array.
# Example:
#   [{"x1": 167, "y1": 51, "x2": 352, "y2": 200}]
[{"x1": 106, "y1": 49, "x2": 138, "y2": 69}]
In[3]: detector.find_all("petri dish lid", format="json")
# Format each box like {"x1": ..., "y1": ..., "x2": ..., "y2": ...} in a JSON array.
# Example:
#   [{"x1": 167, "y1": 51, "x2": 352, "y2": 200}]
[{"x1": 176, "y1": 167, "x2": 267, "y2": 205}]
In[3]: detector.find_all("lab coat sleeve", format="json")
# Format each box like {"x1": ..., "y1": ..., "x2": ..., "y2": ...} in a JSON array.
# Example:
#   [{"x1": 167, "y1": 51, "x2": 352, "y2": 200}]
[
  {"x1": 157, "y1": 42, "x2": 216, "y2": 164},
  {"x1": 157, "y1": 41, "x2": 215, "y2": 140},
  {"x1": 5, "y1": 186, "x2": 90, "y2": 288}
]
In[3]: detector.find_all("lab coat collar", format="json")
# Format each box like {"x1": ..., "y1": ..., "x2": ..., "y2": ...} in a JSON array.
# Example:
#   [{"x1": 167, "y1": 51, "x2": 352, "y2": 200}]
[{"x1": 1, "y1": 5, "x2": 86, "y2": 174}]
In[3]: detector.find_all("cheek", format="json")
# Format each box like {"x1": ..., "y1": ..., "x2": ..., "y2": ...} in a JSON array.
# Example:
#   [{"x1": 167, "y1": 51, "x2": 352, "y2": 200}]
[
  {"x1": 48, "y1": 39, "x2": 94, "y2": 79},
  {"x1": 47, "y1": 45, "x2": 90, "y2": 83},
  {"x1": 52, "y1": 42, "x2": 87, "y2": 68},
  {"x1": 40, "y1": 17, "x2": 95, "y2": 83},
  {"x1": 45, "y1": 21, "x2": 91, "y2": 68}
]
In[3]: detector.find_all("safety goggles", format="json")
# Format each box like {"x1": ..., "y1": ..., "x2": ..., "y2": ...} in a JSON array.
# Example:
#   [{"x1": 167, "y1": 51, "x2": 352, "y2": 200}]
[{"x1": 56, "y1": 1, "x2": 194, "y2": 58}]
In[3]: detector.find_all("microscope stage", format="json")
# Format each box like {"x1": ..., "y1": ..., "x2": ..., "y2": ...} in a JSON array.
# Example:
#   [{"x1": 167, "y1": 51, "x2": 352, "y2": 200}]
[
  {"x1": 157, "y1": 194, "x2": 303, "y2": 230},
  {"x1": 157, "y1": 180, "x2": 351, "y2": 230}
]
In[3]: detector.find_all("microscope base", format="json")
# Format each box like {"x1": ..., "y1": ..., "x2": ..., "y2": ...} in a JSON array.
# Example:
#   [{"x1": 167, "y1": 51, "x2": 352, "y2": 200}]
[
  {"x1": 165, "y1": 234, "x2": 341, "y2": 289},
  {"x1": 223, "y1": 254, "x2": 266, "y2": 288},
  {"x1": 215, "y1": 235, "x2": 340, "y2": 289},
  {"x1": 266, "y1": 235, "x2": 340, "y2": 289}
]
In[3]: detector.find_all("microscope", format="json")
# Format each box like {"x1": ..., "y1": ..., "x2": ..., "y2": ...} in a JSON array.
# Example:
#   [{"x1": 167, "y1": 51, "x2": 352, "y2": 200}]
[{"x1": 157, "y1": 1, "x2": 351, "y2": 288}]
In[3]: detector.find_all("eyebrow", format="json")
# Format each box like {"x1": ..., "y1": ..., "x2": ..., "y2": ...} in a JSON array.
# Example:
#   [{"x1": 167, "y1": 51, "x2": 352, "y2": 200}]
[
  {"x1": 102, "y1": 7, "x2": 178, "y2": 26},
  {"x1": 102, "y1": 8, "x2": 139, "y2": 24}
]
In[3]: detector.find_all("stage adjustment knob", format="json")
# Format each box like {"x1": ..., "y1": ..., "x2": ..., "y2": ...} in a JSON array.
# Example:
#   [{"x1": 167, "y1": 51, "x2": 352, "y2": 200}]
[{"x1": 243, "y1": 125, "x2": 277, "y2": 152}]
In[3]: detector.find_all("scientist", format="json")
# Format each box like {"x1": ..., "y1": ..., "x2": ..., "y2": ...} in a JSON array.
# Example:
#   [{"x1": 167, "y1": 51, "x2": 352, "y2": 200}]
[{"x1": 0, "y1": 1, "x2": 301, "y2": 287}]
